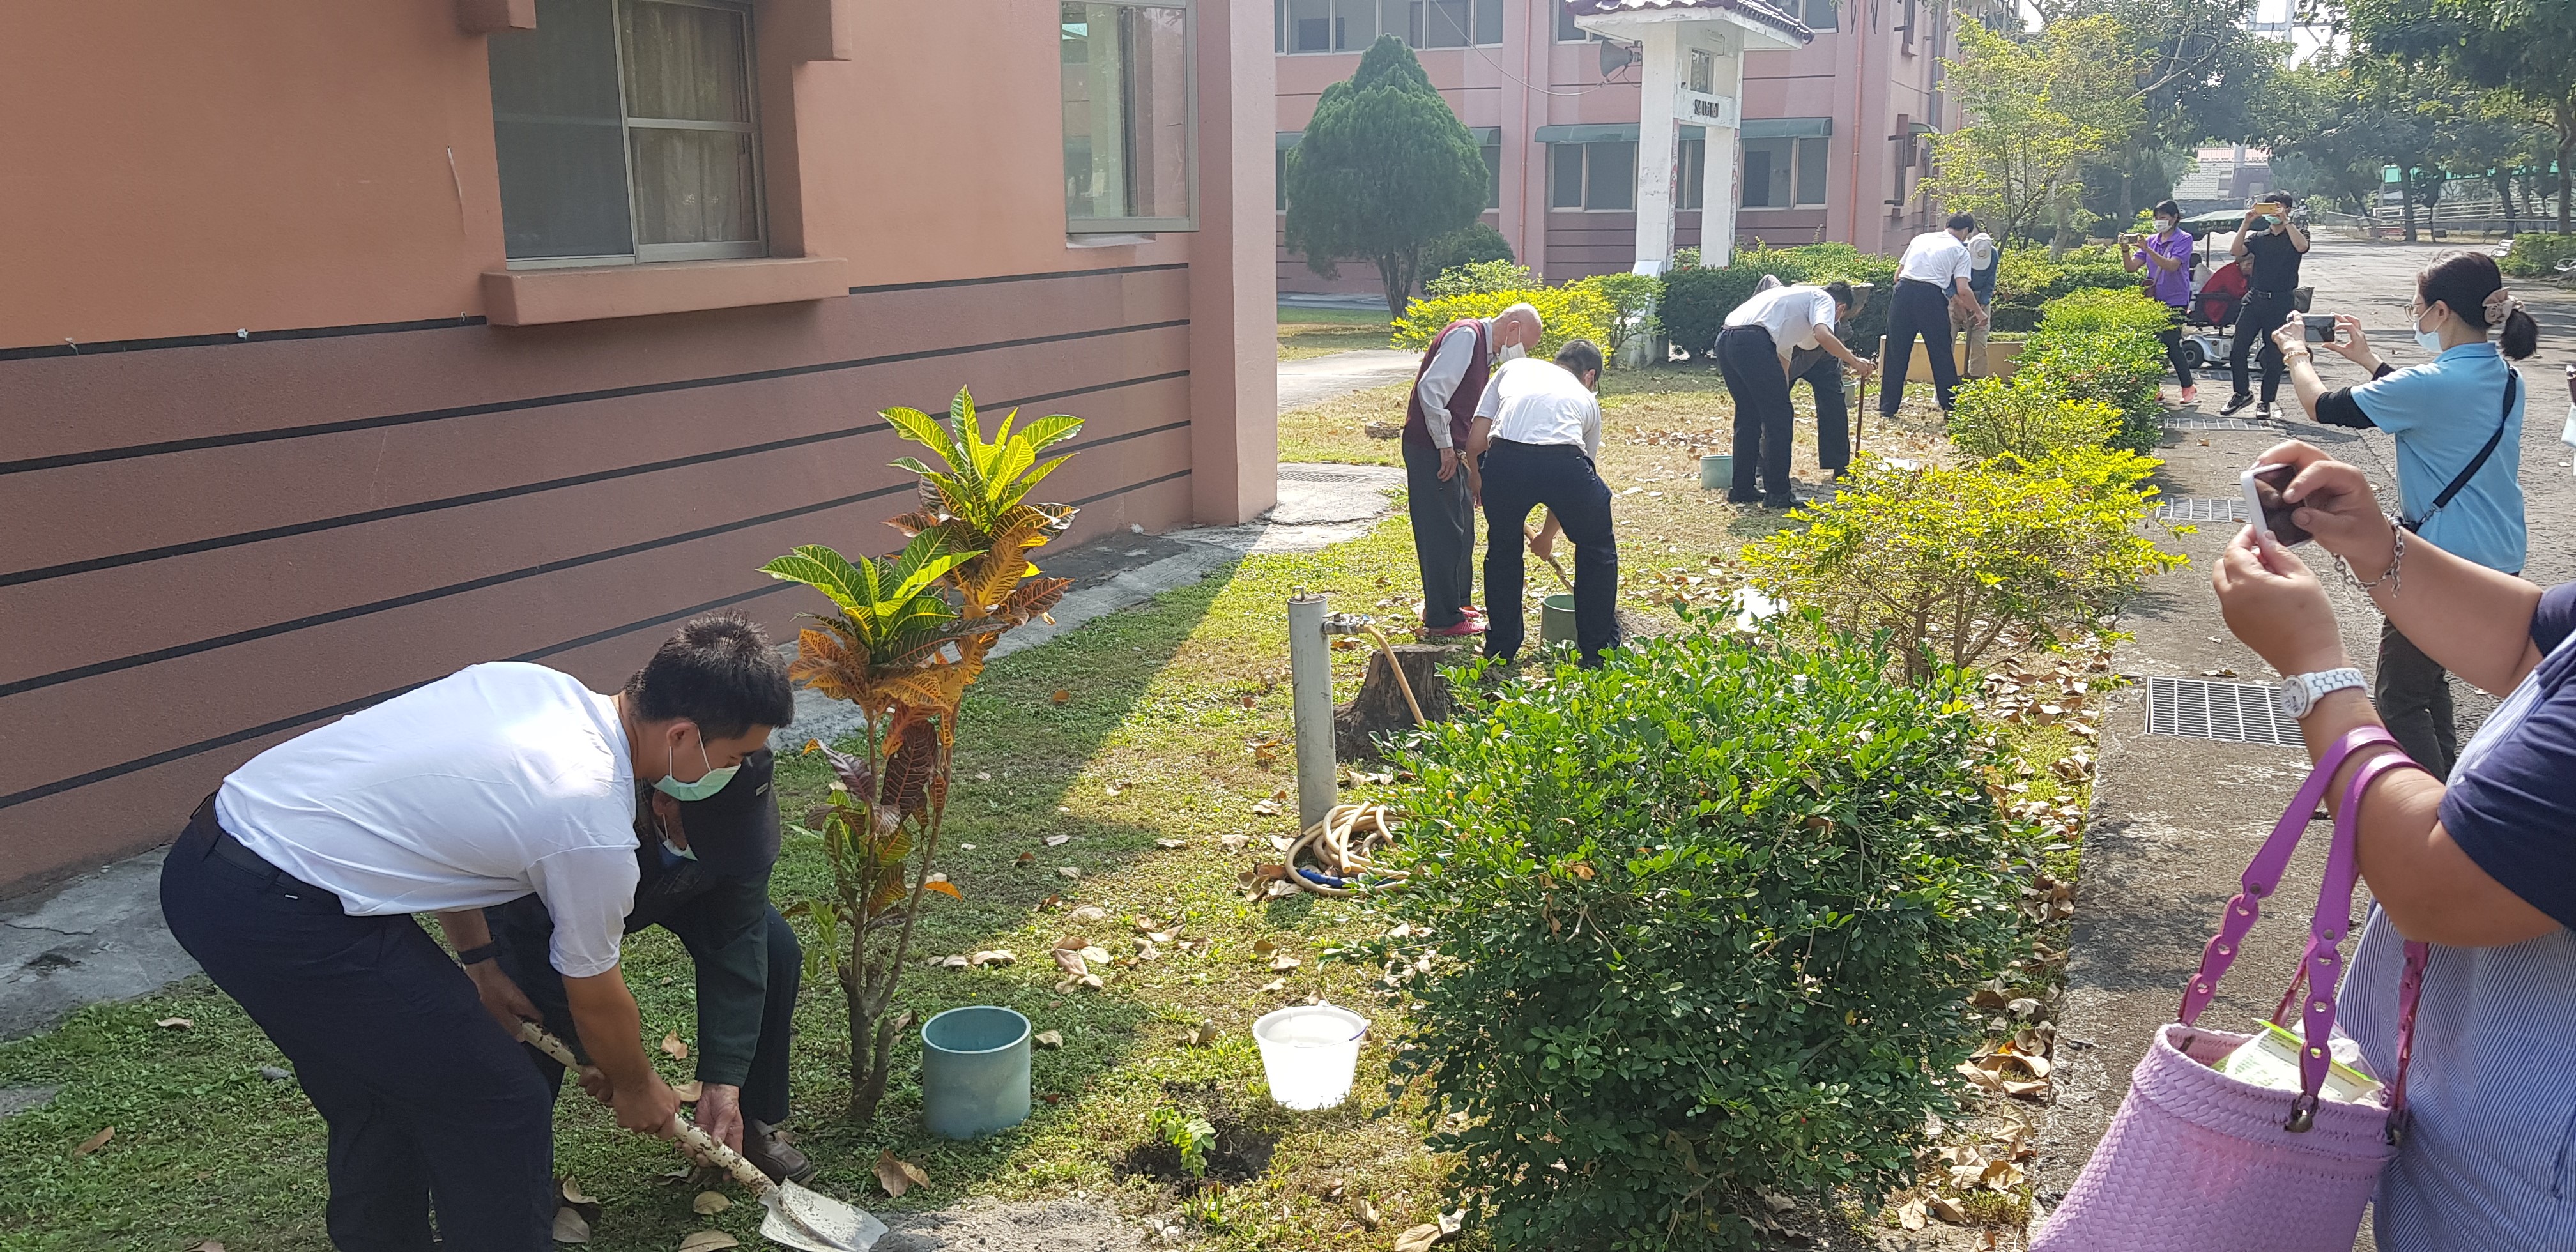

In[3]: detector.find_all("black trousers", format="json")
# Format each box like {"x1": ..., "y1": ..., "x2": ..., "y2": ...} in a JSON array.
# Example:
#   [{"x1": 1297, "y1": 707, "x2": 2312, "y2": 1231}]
[
  {"x1": 1403, "y1": 437, "x2": 1476, "y2": 627},
  {"x1": 2377, "y1": 618, "x2": 2458, "y2": 779},
  {"x1": 1880, "y1": 279, "x2": 1963, "y2": 415},
  {"x1": 1796, "y1": 352, "x2": 1851, "y2": 473},
  {"x1": 1717, "y1": 325, "x2": 1797, "y2": 504},
  {"x1": 489, "y1": 901, "x2": 801, "y2": 1126},
  {"x1": 1480, "y1": 439, "x2": 1619, "y2": 664},
  {"x1": 2158, "y1": 323, "x2": 2195, "y2": 389},
  {"x1": 160, "y1": 809, "x2": 556, "y2": 1251},
  {"x1": 2230, "y1": 294, "x2": 2292, "y2": 402}
]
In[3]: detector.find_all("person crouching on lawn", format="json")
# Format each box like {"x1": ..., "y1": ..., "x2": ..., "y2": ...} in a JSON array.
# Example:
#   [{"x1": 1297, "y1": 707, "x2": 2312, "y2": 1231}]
[
  {"x1": 1404, "y1": 302, "x2": 1544, "y2": 638},
  {"x1": 1469, "y1": 339, "x2": 1618, "y2": 666}
]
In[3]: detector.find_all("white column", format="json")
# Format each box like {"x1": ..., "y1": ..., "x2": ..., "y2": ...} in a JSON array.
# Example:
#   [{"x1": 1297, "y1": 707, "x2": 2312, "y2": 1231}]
[
  {"x1": 1630, "y1": 24, "x2": 1681, "y2": 275},
  {"x1": 1699, "y1": 50, "x2": 1742, "y2": 267}
]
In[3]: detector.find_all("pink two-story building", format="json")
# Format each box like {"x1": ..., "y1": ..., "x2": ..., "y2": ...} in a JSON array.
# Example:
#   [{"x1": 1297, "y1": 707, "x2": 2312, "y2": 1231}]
[{"x1": 1275, "y1": 0, "x2": 1994, "y2": 289}]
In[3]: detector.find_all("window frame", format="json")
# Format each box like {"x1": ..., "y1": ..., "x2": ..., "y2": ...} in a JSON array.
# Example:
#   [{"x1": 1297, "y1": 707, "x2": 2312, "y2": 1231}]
[
  {"x1": 1548, "y1": 139, "x2": 1637, "y2": 211},
  {"x1": 1802, "y1": 0, "x2": 1837, "y2": 31},
  {"x1": 1557, "y1": 0, "x2": 1602, "y2": 42},
  {"x1": 1738, "y1": 133, "x2": 1830, "y2": 210},
  {"x1": 1275, "y1": 0, "x2": 1504, "y2": 54},
  {"x1": 1064, "y1": 0, "x2": 1201, "y2": 235},
  {"x1": 494, "y1": 0, "x2": 769, "y2": 271}
]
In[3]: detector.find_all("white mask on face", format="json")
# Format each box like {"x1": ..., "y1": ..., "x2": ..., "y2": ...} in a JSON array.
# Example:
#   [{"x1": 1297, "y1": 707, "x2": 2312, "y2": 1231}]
[
  {"x1": 2412, "y1": 307, "x2": 2446, "y2": 355},
  {"x1": 1496, "y1": 342, "x2": 1526, "y2": 363}
]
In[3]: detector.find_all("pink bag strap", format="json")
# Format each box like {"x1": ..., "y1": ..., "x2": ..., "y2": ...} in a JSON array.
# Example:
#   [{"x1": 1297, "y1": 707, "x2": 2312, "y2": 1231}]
[{"x1": 2175, "y1": 727, "x2": 2434, "y2": 1134}]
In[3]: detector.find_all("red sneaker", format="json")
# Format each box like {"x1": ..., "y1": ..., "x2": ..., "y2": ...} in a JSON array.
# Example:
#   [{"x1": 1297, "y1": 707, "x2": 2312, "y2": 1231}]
[
  {"x1": 1459, "y1": 606, "x2": 1488, "y2": 625},
  {"x1": 1424, "y1": 619, "x2": 1485, "y2": 637}
]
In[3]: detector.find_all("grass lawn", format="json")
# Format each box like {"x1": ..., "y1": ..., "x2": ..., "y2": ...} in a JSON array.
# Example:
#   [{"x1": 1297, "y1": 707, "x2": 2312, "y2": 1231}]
[{"x1": 1277, "y1": 307, "x2": 1393, "y2": 361}]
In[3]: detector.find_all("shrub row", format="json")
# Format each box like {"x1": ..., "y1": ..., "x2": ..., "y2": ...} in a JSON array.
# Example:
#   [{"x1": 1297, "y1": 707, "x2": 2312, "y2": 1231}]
[
  {"x1": 2011, "y1": 288, "x2": 2173, "y2": 453},
  {"x1": 1988, "y1": 244, "x2": 2136, "y2": 332},
  {"x1": 1377, "y1": 624, "x2": 2027, "y2": 1249},
  {"x1": 1394, "y1": 277, "x2": 1623, "y2": 364},
  {"x1": 2500, "y1": 233, "x2": 2576, "y2": 279},
  {"x1": 1660, "y1": 243, "x2": 1899, "y2": 360}
]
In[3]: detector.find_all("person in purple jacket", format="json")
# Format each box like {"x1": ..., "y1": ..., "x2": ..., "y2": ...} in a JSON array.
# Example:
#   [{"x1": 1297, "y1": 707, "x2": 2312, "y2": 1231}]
[{"x1": 2124, "y1": 199, "x2": 2197, "y2": 404}]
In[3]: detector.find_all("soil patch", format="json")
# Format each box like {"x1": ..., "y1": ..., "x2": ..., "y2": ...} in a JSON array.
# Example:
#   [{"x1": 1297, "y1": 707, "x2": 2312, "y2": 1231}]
[{"x1": 1114, "y1": 1081, "x2": 1278, "y2": 1189}]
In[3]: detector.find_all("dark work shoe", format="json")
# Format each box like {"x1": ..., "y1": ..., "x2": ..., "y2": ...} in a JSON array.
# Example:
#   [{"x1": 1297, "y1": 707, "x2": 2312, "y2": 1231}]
[
  {"x1": 1725, "y1": 492, "x2": 1761, "y2": 505},
  {"x1": 2218, "y1": 392, "x2": 2256, "y2": 416},
  {"x1": 741, "y1": 1120, "x2": 816, "y2": 1184}
]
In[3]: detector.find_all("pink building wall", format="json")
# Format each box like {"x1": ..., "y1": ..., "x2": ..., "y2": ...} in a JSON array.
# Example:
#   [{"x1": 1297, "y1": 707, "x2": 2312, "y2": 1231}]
[{"x1": 1275, "y1": 0, "x2": 1968, "y2": 292}]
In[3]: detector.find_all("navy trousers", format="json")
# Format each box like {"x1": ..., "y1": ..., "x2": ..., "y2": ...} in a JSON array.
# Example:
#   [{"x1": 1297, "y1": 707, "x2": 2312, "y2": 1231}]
[
  {"x1": 160, "y1": 809, "x2": 555, "y2": 1251},
  {"x1": 1717, "y1": 326, "x2": 1797, "y2": 505},
  {"x1": 1480, "y1": 438, "x2": 1620, "y2": 664},
  {"x1": 1402, "y1": 437, "x2": 1478, "y2": 627},
  {"x1": 1795, "y1": 353, "x2": 1850, "y2": 473},
  {"x1": 1880, "y1": 278, "x2": 1963, "y2": 415}
]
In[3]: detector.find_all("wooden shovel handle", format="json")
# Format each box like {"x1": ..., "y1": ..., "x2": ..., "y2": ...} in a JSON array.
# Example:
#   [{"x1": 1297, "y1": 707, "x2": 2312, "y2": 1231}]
[{"x1": 515, "y1": 1023, "x2": 775, "y2": 1197}]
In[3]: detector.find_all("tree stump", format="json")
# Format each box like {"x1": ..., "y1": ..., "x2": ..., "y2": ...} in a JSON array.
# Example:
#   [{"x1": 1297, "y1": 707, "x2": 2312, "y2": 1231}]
[{"x1": 1335, "y1": 645, "x2": 1453, "y2": 761}]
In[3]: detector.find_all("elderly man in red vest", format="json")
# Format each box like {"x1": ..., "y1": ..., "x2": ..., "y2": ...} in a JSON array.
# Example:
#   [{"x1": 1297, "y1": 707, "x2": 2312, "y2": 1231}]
[{"x1": 1404, "y1": 302, "x2": 1544, "y2": 637}]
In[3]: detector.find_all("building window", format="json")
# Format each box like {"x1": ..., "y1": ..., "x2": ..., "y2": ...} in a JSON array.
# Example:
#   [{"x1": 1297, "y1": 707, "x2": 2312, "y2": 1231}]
[
  {"x1": 1556, "y1": 0, "x2": 1604, "y2": 40},
  {"x1": 488, "y1": 0, "x2": 763, "y2": 266},
  {"x1": 1679, "y1": 137, "x2": 1705, "y2": 211},
  {"x1": 1483, "y1": 137, "x2": 1503, "y2": 210},
  {"x1": 1801, "y1": 0, "x2": 1837, "y2": 29},
  {"x1": 1063, "y1": 1, "x2": 1198, "y2": 233},
  {"x1": 1550, "y1": 141, "x2": 1635, "y2": 210},
  {"x1": 1741, "y1": 135, "x2": 1830, "y2": 208},
  {"x1": 1687, "y1": 48, "x2": 1715, "y2": 94},
  {"x1": 1278, "y1": 146, "x2": 1291, "y2": 211},
  {"x1": 1281, "y1": 0, "x2": 1500, "y2": 50}
]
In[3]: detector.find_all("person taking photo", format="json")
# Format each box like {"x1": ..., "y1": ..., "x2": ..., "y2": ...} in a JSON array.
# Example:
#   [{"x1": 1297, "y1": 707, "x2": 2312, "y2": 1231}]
[
  {"x1": 2124, "y1": 199, "x2": 2197, "y2": 404},
  {"x1": 2221, "y1": 192, "x2": 2309, "y2": 417},
  {"x1": 2211, "y1": 437, "x2": 2575, "y2": 1250},
  {"x1": 2270, "y1": 250, "x2": 2536, "y2": 775}
]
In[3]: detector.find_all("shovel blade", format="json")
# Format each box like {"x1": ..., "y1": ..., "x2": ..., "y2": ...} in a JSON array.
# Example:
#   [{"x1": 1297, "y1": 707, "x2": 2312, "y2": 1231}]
[{"x1": 759, "y1": 1182, "x2": 887, "y2": 1252}]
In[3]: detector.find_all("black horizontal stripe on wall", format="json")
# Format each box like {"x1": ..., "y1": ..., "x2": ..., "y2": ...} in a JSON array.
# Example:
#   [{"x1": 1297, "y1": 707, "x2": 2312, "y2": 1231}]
[
  {"x1": 0, "y1": 318, "x2": 1190, "y2": 477},
  {"x1": 1073, "y1": 468, "x2": 1191, "y2": 506},
  {"x1": 0, "y1": 379, "x2": 1191, "y2": 697},
  {"x1": 0, "y1": 582, "x2": 799, "y2": 814},
  {"x1": 0, "y1": 315, "x2": 490, "y2": 363},
  {"x1": 847, "y1": 261, "x2": 1186, "y2": 296},
  {"x1": 0, "y1": 361, "x2": 1193, "y2": 590}
]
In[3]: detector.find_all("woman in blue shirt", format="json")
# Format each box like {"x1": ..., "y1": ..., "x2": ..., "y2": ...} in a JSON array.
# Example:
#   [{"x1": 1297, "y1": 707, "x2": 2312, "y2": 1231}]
[{"x1": 2272, "y1": 250, "x2": 2538, "y2": 775}]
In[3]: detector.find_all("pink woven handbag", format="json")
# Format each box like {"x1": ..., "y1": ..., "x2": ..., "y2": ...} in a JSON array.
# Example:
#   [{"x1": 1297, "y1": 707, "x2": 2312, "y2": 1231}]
[{"x1": 2031, "y1": 728, "x2": 2430, "y2": 1252}]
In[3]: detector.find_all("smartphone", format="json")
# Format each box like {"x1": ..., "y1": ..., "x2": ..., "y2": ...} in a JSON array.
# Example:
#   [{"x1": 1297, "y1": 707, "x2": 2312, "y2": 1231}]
[
  {"x1": 2299, "y1": 314, "x2": 2340, "y2": 344},
  {"x1": 2241, "y1": 463, "x2": 2312, "y2": 545}
]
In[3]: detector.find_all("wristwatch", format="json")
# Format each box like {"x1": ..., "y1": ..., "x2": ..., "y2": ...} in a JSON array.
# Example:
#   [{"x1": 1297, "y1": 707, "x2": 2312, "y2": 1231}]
[{"x1": 2272, "y1": 668, "x2": 2366, "y2": 718}]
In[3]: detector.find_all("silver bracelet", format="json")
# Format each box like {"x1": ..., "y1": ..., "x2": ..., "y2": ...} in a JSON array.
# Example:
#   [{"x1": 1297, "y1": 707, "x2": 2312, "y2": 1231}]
[{"x1": 2336, "y1": 516, "x2": 2404, "y2": 595}]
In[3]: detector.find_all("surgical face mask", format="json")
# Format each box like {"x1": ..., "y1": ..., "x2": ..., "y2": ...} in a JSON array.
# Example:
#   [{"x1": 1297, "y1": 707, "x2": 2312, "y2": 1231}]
[
  {"x1": 2412, "y1": 307, "x2": 2445, "y2": 355},
  {"x1": 1496, "y1": 342, "x2": 1526, "y2": 363},
  {"x1": 2154, "y1": 218, "x2": 2177, "y2": 236},
  {"x1": 652, "y1": 735, "x2": 739, "y2": 802}
]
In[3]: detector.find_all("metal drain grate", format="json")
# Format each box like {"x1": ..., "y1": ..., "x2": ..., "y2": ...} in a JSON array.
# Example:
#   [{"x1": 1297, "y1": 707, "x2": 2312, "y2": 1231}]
[
  {"x1": 2145, "y1": 676, "x2": 2300, "y2": 746},
  {"x1": 2154, "y1": 497, "x2": 2249, "y2": 523},
  {"x1": 2165, "y1": 416, "x2": 2280, "y2": 431}
]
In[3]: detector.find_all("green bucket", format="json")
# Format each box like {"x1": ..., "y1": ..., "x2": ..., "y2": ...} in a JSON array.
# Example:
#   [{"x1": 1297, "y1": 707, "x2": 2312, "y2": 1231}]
[
  {"x1": 1540, "y1": 593, "x2": 1578, "y2": 646},
  {"x1": 1699, "y1": 454, "x2": 1733, "y2": 491}
]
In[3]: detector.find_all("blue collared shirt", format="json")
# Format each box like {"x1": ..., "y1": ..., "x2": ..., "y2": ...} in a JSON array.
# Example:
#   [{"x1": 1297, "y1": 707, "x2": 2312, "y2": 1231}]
[{"x1": 2350, "y1": 341, "x2": 2527, "y2": 573}]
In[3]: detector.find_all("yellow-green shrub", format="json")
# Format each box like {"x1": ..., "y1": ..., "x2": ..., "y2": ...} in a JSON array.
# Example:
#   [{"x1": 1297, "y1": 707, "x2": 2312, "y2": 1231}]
[
  {"x1": 1393, "y1": 284, "x2": 1616, "y2": 362},
  {"x1": 1948, "y1": 376, "x2": 2122, "y2": 462}
]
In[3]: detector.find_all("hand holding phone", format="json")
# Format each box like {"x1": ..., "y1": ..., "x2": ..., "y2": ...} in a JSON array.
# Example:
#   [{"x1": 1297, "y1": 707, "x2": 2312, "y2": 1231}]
[
  {"x1": 2241, "y1": 462, "x2": 2313, "y2": 546},
  {"x1": 2299, "y1": 314, "x2": 2341, "y2": 345}
]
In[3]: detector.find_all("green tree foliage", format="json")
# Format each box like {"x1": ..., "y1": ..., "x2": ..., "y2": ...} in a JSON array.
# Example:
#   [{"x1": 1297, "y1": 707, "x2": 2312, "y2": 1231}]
[
  {"x1": 1423, "y1": 221, "x2": 1516, "y2": 278},
  {"x1": 2350, "y1": 0, "x2": 2576, "y2": 233},
  {"x1": 2048, "y1": 0, "x2": 2294, "y2": 220},
  {"x1": 1948, "y1": 378, "x2": 2122, "y2": 462},
  {"x1": 1926, "y1": 17, "x2": 2147, "y2": 245},
  {"x1": 1569, "y1": 273, "x2": 1666, "y2": 363},
  {"x1": 2501, "y1": 233, "x2": 2576, "y2": 278},
  {"x1": 2015, "y1": 287, "x2": 2172, "y2": 452},
  {"x1": 1424, "y1": 259, "x2": 1537, "y2": 297},
  {"x1": 1284, "y1": 36, "x2": 1490, "y2": 317},
  {"x1": 1374, "y1": 624, "x2": 2028, "y2": 1249},
  {"x1": 1742, "y1": 449, "x2": 2184, "y2": 680}
]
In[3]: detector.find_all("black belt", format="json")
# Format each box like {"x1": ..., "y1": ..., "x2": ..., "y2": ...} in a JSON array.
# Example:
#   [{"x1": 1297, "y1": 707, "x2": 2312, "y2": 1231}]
[
  {"x1": 1897, "y1": 278, "x2": 1946, "y2": 290},
  {"x1": 193, "y1": 794, "x2": 337, "y2": 900}
]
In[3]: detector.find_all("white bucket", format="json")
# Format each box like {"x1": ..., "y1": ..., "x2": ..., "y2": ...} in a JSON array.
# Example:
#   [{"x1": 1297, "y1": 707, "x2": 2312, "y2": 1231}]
[{"x1": 1252, "y1": 1003, "x2": 1367, "y2": 1110}]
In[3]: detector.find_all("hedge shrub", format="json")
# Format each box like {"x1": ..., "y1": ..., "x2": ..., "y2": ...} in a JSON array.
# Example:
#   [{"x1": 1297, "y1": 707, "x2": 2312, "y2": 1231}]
[
  {"x1": 1571, "y1": 273, "x2": 1666, "y2": 362},
  {"x1": 1741, "y1": 449, "x2": 2183, "y2": 679},
  {"x1": 1373, "y1": 625, "x2": 2026, "y2": 1250},
  {"x1": 1425, "y1": 221, "x2": 1517, "y2": 277},
  {"x1": 2015, "y1": 288, "x2": 2171, "y2": 452},
  {"x1": 1947, "y1": 376, "x2": 2121, "y2": 462},
  {"x1": 1393, "y1": 284, "x2": 1616, "y2": 362},
  {"x1": 2500, "y1": 233, "x2": 2576, "y2": 279},
  {"x1": 1427, "y1": 259, "x2": 1538, "y2": 297},
  {"x1": 1990, "y1": 244, "x2": 2137, "y2": 332},
  {"x1": 1660, "y1": 244, "x2": 1898, "y2": 361}
]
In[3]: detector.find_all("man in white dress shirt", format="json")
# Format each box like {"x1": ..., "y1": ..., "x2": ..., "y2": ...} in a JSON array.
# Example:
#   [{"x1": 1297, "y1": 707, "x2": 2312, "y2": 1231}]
[
  {"x1": 158, "y1": 614, "x2": 793, "y2": 1251},
  {"x1": 1403, "y1": 303, "x2": 1544, "y2": 637},
  {"x1": 1879, "y1": 213, "x2": 1989, "y2": 418},
  {"x1": 1715, "y1": 279, "x2": 1874, "y2": 507},
  {"x1": 1467, "y1": 339, "x2": 1619, "y2": 664}
]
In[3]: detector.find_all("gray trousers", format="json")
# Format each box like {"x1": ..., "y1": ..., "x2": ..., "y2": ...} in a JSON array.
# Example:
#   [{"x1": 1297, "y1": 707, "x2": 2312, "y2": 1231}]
[
  {"x1": 1403, "y1": 438, "x2": 1476, "y2": 627},
  {"x1": 2376, "y1": 618, "x2": 2457, "y2": 778}
]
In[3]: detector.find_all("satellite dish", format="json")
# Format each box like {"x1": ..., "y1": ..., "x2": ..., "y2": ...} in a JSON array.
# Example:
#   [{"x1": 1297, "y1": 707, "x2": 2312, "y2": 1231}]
[{"x1": 1600, "y1": 39, "x2": 1636, "y2": 77}]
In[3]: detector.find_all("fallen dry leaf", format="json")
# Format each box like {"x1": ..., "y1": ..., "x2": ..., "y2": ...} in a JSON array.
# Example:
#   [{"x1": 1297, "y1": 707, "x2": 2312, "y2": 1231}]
[
  {"x1": 1184, "y1": 1020, "x2": 1218, "y2": 1046},
  {"x1": 1899, "y1": 1198, "x2": 1928, "y2": 1231},
  {"x1": 1220, "y1": 834, "x2": 1251, "y2": 852},
  {"x1": 671, "y1": 1080, "x2": 702, "y2": 1103},
  {"x1": 693, "y1": 1190, "x2": 730, "y2": 1215},
  {"x1": 970, "y1": 950, "x2": 1015, "y2": 967},
  {"x1": 1056, "y1": 866, "x2": 1082, "y2": 880},
  {"x1": 923, "y1": 880, "x2": 962, "y2": 899},
  {"x1": 661, "y1": 1032, "x2": 688, "y2": 1061},
  {"x1": 1261, "y1": 977, "x2": 1287, "y2": 993},
  {"x1": 1052, "y1": 949, "x2": 1091, "y2": 977},
  {"x1": 1050, "y1": 689, "x2": 1071, "y2": 704},
  {"x1": 1045, "y1": 834, "x2": 1072, "y2": 846},
  {"x1": 1034, "y1": 1030, "x2": 1064, "y2": 1049},
  {"x1": 1356, "y1": 1197, "x2": 1383, "y2": 1228},
  {"x1": 1251, "y1": 798, "x2": 1282, "y2": 816},
  {"x1": 1015, "y1": 851, "x2": 1037, "y2": 866},
  {"x1": 677, "y1": 1233, "x2": 739, "y2": 1252},
  {"x1": 1930, "y1": 1196, "x2": 1968, "y2": 1225},
  {"x1": 875, "y1": 1149, "x2": 929, "y2": 1198},
  {"x1": 1070, "y1": 905, "x2": 1109, "y2": 923},
  {"x1": 72, "y1": 1126, "x2": 112, "y2": 1157},
  {"x1": 1394, "y1": 1223, "x2": 1446, "y2": 1252},
  {"x1": 551, "y1": 1205, "x2": 591, "y2": 1243},
  {"x1": 1271, "y1": 953, "x2": 1302, "y2": 972},
  {"x1": 192, "y1": 1244, "x2": 225, "y2": 1252},
  {"x1": 1253, "y1": 938, "x2": 1278, "y2": 955},
  {"x1": 560, "y1": 1177, "x2": 598, "y2": 1206},
  {"x1": 155, "y1": 1017, "x2": 193, "y2": 1030},
  {"x1": 1154, "y1": 838, "x2": 1187, "y2": 849},
  {"x1": 1053, "y1": 934, "x2": 1090, "y2": 950}
]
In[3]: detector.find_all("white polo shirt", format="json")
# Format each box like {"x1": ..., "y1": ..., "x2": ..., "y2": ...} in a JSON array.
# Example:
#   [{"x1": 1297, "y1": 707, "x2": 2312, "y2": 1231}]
[
  {"x1": 215, "y1": 661, "x2": 641, "y2": 978},
  {"x1": 1724, "y1": 284, "x2": 1839, "y2": 360},
  {"x1": 1896, "y1": 230, "x2": 1973, "y2": 289},
  {"x1": 1476, "y1": 358, "x2": 1602, "y2": 459}
]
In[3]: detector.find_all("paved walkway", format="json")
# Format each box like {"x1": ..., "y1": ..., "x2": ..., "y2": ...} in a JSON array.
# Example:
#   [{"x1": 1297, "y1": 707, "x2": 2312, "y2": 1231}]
[
  {"x1": 1278, "y1": 347, "x2": 1416, "y2": 413},
  {"x1": 2034, "y1": 238, "x2": 2576, "y2": 1237}
]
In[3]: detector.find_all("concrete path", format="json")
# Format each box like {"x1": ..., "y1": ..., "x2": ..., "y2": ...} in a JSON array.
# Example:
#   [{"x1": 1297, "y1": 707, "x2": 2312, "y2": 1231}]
[
  {"x1": 1278, "y1": 348, "x2": 1416, "y2": 413},
  {"x1": 1, "y1": 464, "x2": 1403, "y2": 1041},
  {"x1": 2034, "y1": 238, "x2": 2576, "y2": 1230}
]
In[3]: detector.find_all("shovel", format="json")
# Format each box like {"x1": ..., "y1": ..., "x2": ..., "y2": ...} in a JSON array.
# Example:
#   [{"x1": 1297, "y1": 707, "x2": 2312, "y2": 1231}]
[{"x1": 519, "y1": 1023, "x2": 887, "y2": 1252}]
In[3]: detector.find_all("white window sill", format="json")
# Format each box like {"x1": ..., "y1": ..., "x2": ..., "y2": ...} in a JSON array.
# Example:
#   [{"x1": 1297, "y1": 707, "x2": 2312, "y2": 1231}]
[
  {"x1": 1066, "y1": 234, "x2": 1157, "y2": 248},
  {"x1": 480, "y1": 256, "x2": 850, "y2": 326}
]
